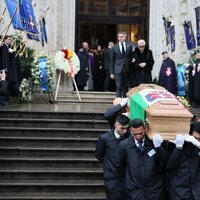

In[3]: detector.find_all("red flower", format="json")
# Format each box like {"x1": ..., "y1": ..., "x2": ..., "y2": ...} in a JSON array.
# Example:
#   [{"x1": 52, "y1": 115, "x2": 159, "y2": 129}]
[{"x1": 61, "y1": 49, "x2": 68, "y2": 59}]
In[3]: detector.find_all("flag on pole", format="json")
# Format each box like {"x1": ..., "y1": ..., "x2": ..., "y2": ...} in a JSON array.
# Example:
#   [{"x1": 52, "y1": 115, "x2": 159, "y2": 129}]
[
  {"x1": 195, "y1": 6, "x2": 200, "y2": 46},
  {"x1": 18, "y1": 0, "x2": 39, "y2": 35},
  {"x1": 40, "y1": 17, "x2": 48, "y2": 46},
  {"x1": 169, "y1": 25, "x2": 175, "y2": 52},
  {"x1": 163, "y1": 17, "x2": 171, "y2": 45},
  {"x1": 183, "y1": 21, "x2": 196, "y2": 50},
  {"x1": 5, "y1": 0, "x2": 23, "y2": 30}
]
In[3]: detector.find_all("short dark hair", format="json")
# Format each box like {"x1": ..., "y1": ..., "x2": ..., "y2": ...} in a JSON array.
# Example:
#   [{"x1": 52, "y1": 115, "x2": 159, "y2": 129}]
[
  {"x1": 162, "y1": 51, "x2": 168, "y2": 55},
  {"x1": 4, "y1": 35, "x2": 11, "y2": 41},
  {"x1": 116, "y1": 114, "x2": 129, "y2": 126},
  {"x1": 130, "y1": 118, "x2": 144, "y2": 128},
  {"x1": 192, "y1": 122, "x2": 200, "y2": 134}
]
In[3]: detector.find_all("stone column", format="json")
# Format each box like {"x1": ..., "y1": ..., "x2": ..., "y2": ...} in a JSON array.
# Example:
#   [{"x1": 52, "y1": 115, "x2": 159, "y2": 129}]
[
  {"x1": 149, "y1": 0, "x2": 164, "y2": 78},
  {"x1": 49, "y1": 0, "x2": 76, "y2": 95}
]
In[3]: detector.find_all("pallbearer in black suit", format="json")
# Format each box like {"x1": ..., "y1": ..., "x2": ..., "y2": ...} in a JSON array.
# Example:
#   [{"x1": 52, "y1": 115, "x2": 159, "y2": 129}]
[
  {"x1": 110, "y1": 32, "x2": 132, "y2": 97},
  {"x1": 95, "y1": 115, "x2": 130, "y2": 200}
]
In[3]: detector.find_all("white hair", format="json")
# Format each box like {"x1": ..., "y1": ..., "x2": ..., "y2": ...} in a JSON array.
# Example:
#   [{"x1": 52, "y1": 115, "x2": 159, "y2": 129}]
[{"x1": 137, "y1": 39, "x2": 146, "y2": 46}]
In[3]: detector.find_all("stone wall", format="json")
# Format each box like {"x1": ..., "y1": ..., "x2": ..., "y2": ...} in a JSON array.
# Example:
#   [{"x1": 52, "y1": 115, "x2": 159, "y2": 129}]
[{"x1": 149, "y1": 0, "x2": 199, "y2": 78}]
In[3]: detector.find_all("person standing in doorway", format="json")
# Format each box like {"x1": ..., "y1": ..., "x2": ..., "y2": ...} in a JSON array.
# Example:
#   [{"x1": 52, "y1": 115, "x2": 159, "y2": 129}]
[
  {"x1": 75, "y1": 42, "x2": 90, "y2": 91},
  {"x1": 103, "y1": 41, "x2": 114, "y2": 92},
  {"x1": 130, "y1": 39, "x2": 154, "y2": 87},
  {"x1": 110, "y1": 32, "x2": 132, "y2": 97}
]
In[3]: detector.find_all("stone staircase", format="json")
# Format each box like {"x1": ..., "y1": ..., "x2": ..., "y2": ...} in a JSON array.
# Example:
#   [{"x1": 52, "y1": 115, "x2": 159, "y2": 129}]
[
  {"x1": 52, "y1": 91, "x2": 115, "y2": 104},
  {"x1": 0, "y1": 102, "x2": 112, "y2": 200}
]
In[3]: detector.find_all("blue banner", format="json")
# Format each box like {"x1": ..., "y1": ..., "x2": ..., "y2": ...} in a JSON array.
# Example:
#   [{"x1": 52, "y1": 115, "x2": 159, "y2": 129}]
[
  {"x1": 5, "y1": 0, "x2": 23, "y2": 30},
  {"x1": 169, "y1": 25, "x2": 175, "y2": 52},
  {"x1": 183, "y1": 21, "x2": 196, "y2": 50},
  {"x1": 195, "y1": 7, "x2": 200, "y2": 46},
  {"x1": 19, "y1": 0, "x2": 39, "y2": 34},
  {"x1": 38, "y1": 57, "x2": 49, "y2": 91},
  {"x1": 163, "y1": 18, "x2": 171, "y2": 45}
]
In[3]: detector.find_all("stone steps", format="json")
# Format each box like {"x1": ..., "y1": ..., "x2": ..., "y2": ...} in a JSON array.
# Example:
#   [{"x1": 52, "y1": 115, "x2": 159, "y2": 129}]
[
  {"x1": 0, "y1": 118, "x2": 108, "y2": 129},
  {"x1": 0, "y1": 147, "x2": 96, "y2": 157},
  {"x1": 0, "y1": 102, "x2": 109, "y2": 199},
  {"x1": 0, "y1": 127, "x2": 106, "y2": 138}
]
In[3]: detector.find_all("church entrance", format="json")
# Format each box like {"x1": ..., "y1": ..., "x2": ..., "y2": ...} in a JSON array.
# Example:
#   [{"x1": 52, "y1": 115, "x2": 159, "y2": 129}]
[
  {"x1": 76, "y1": 0, "x2": 150, "y2": 49},
  {"x1": 75, "y1": 0, "x2": 149, "y2": 92}
]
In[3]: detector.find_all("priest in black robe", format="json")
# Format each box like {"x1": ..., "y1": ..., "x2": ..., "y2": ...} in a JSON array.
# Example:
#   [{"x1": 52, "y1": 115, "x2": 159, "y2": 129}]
[
  {"x1": 75, "y1": 42, "x2": 90, "y2": 91},
  {"x1": 159, "y1": 51, "x2": 177, "y2": 95}
]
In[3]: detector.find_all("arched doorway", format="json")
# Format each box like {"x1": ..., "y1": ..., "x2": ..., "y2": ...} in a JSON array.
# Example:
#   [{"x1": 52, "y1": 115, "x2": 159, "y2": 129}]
[{"x1": 76, "y1": 0, "x2": 150, "y2": 49}]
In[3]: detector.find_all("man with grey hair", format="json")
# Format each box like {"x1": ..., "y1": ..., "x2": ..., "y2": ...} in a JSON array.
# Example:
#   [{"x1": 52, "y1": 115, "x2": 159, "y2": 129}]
[
  {"x1": 110, "y1": 32, "x2": 132, "y2": 97},
  {"x1": 130, "y1": 39, "x2": 154, "y2": 87}
]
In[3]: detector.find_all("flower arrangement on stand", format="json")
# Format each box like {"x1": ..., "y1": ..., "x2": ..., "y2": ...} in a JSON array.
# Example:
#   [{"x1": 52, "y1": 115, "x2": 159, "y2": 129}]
[
  {"x1": 19, "y1": 52, "x2": 54, "y2": 102},
  {"x1": 32, "y1": 52, "x2": 54, "y2": 91},
  {"x1": 54, "y1": 48, "x2": 80, "y2": 100}
]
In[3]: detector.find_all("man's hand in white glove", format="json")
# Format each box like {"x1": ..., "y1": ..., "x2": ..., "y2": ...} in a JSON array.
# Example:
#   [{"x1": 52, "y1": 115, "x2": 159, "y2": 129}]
[
  {"x1": 170, "y1": 134, "x2": 185, "y2": 149},
  {"x1": 120, "y1": 97, "x2": 128, "y2": 107},
  {"x1": 152, "y1": 134, "x2": 163, "y2": 148},
  {"x1": 184, "y1": 135, "x2": 200, "y2": 148}
]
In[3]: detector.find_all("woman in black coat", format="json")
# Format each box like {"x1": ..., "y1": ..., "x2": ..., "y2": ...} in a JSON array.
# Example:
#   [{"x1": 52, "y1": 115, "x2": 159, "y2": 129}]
[{"x1": 130, "y1": 39, "x2": 154, "y2": 88}]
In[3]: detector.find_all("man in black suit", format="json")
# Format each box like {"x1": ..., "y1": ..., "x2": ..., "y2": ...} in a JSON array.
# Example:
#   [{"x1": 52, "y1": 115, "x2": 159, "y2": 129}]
[
  {"x1": 95, "y1": 115, "x2": 130, "y2": 200},
  {"x1": 116, "y1": 119, "x2": 168, "y2": 200},
  {"x1": 110, "y1": 32, "x2": 132, "y2": 97}
]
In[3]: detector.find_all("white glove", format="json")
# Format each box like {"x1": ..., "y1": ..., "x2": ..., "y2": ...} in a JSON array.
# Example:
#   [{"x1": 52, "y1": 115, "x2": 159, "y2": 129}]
[
  {"x1": 152, "y1": 134, "x2": 163, "y2": 148},
  {"x1": 8, "y1": 48, "x2": 14, "y2": 53},
  {"x1": 170, "y1": 134, "x2": 185, "y2": 149},
  {"x1": 122, "y1": 112, "x2": 129, "y2": 117},
  {"x1": 184, "y1": 135, "x2": 200, "y2": 148},
  {"x1": 120, "y1": 97, "x2": 128, "y2": 107}
]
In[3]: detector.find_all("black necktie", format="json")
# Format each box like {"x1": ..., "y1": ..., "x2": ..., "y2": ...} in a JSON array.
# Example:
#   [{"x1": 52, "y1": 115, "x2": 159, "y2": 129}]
[
  {"x1": 138, "y1": 141, "x2": 143, "y2": 151},
  {"x1": 121, "y1": 43, "x2": 125, "y2": 56}
]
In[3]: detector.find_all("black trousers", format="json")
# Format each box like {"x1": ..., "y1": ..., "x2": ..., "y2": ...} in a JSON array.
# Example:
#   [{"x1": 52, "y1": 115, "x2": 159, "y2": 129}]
[{"x1": 115, "y1": 66, "x2": 128, "y2": 97}]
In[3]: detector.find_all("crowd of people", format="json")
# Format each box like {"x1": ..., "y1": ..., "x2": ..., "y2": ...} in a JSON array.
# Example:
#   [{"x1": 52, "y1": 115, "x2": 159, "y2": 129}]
[
  {"x1": 75, "y1": 32, "x2": 155, "y2": 96},
  {"x1": 96, "y1": 98, "x2": 200, "y2": 200},
  {"x1": 76, "y1": 31, "x2": 200, "y2": 109},
  {"x1": 0, "y1": 35, "x2": 21, "y2": 106}
]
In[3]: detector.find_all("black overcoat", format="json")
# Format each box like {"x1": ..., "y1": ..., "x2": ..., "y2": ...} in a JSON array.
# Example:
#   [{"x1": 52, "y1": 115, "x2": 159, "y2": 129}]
[{"x1": 116, "y1": 135, "x2": 167, "y2": 200}]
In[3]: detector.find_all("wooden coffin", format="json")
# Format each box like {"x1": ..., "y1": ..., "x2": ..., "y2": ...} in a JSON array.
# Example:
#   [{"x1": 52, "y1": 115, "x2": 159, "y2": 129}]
[{"x1": 127, "y1": 84, "x2": 193, "y2": 140}]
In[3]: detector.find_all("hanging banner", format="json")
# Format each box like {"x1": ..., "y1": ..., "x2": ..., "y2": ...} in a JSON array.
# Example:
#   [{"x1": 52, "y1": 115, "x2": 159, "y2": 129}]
[
  {"x1": 19, "y1": 0, "x2": 39, "y2": 34},
  {"x1": 40, "y1": 17, "x2": 48, "y2": 46},
  {"x1": 163, "y1": 18, "x2": 171, "y2": 45},
  {"x1": 5, "y1": 0, "x2": 23, "y2": 30},
  {"x1": 195, "y1": 6, "x2": 200, "y2": 46},
  {"x1": 169, "y1": 25, "x2": 175, "y2": 52},
  {"x1": 183, "y1": 21, "x2": 196, "y2": 50}
]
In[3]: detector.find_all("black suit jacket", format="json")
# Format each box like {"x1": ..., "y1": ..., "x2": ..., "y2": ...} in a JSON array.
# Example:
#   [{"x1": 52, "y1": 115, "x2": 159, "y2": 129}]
[
  {"x1": 95, "y1": 130, "x2": 129, "y2": 191},
  {"x1": 110, "y1": 42, "x2": 132, "y2": 75},
  {"x1": 116, "y1": 135, "x2": 167, "y2": 200}
]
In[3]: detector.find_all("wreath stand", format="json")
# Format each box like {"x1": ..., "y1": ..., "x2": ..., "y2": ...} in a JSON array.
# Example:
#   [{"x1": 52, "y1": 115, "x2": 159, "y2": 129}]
[{"x1": 54, "y1": 70, "x2": 81, "y2": 101}]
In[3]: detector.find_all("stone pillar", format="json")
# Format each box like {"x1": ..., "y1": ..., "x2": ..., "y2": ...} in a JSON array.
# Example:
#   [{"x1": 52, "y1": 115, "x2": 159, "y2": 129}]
[
  {"x1": 149, "y1": 0, "x2": 164, "y2": 79},
  {"x1": 49, "y1": 0, "x2": 76, "y2": 95}
]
